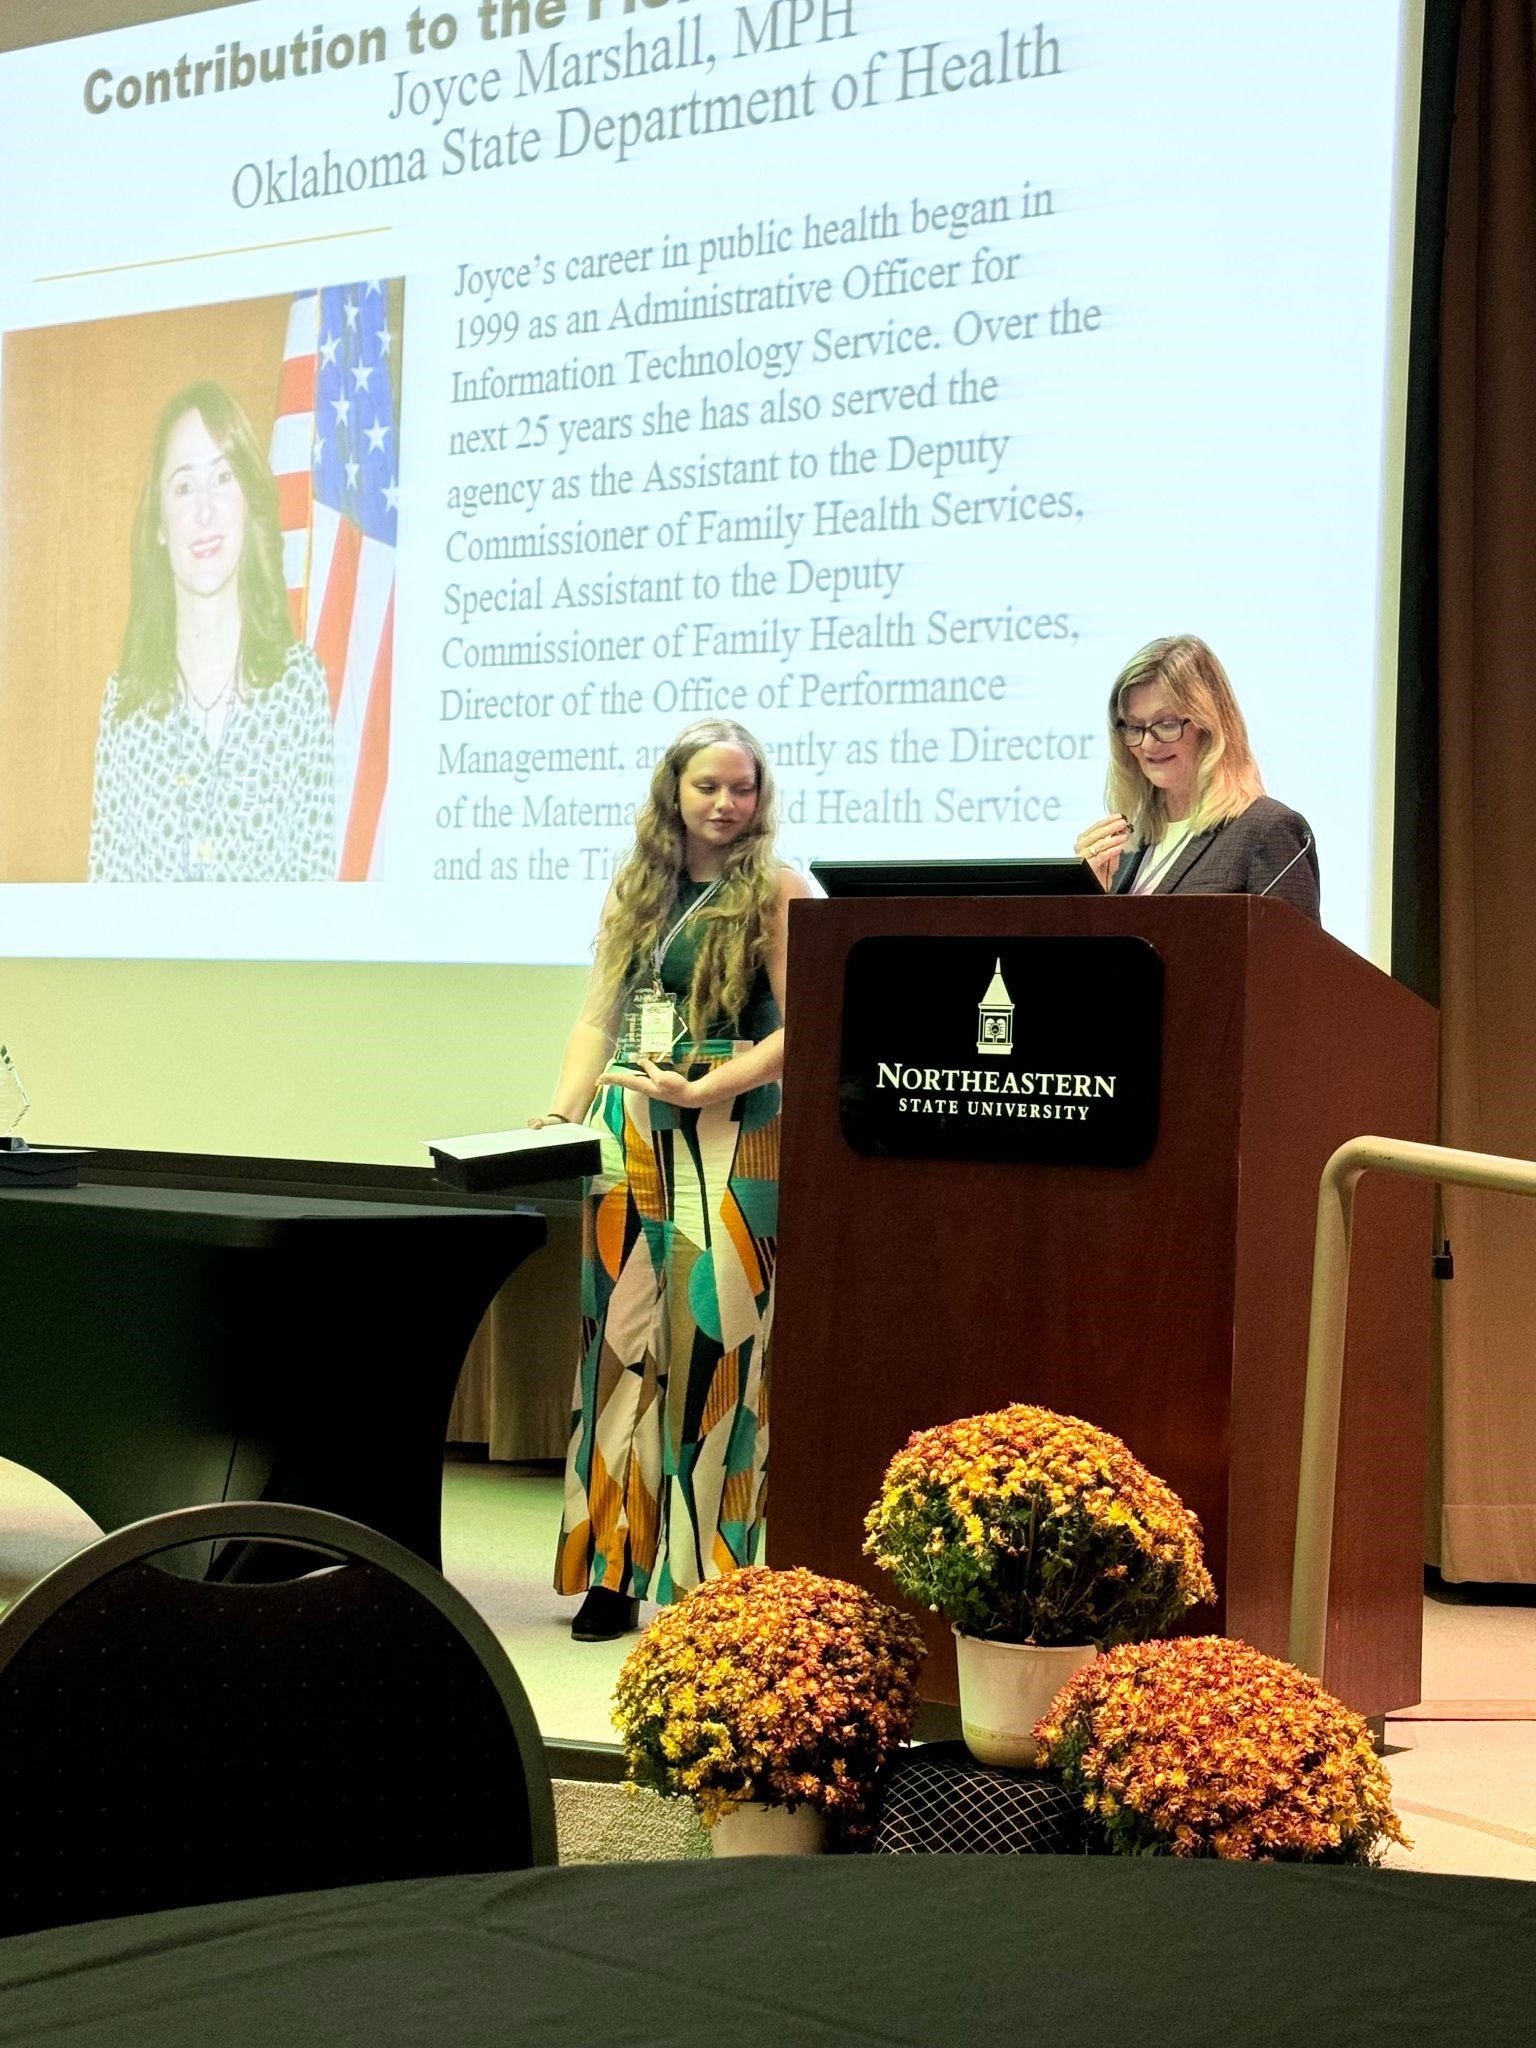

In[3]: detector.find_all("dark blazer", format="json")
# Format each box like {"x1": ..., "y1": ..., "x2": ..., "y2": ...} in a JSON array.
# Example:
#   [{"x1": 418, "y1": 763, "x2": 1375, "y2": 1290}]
[{"x1": 1110, "y1": 795, "x2": 1320, "y2": 921}]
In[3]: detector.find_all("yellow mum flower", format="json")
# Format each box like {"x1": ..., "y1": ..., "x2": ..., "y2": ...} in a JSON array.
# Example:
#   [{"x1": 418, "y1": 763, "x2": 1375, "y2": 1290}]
[
  {"x1": 612, "y1": 1566, "x2": 925, "y2": 1833},
  {"x1": 864, "y1": 1403, "x2": 1215, "y2": 1646}
]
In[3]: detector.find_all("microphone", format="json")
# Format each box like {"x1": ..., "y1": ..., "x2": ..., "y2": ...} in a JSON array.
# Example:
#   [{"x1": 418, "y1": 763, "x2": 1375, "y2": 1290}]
[{"x1": 1257, "y1": 834, "x2": 1314, "y2": 898}]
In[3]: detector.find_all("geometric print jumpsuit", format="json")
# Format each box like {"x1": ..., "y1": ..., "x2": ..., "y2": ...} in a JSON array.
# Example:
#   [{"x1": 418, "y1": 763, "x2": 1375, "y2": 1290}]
[{"x1": 555, "y1": 880, "x2": 777, "y2": 1601}]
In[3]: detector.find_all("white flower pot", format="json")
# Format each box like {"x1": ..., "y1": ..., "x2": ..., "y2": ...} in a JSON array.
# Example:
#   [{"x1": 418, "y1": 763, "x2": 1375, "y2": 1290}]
[
  {"x1": 709, "y1": 1801, "x2": 827, "y2": 1857},
  {"x1": 953, "y1": 1632, "x2": 1099, "y2": 1769}
]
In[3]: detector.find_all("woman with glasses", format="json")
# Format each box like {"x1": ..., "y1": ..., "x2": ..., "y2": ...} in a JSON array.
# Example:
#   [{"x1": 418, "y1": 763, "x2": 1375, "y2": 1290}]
[
  {"x1": 1073, "y1": 635, "x2": 1319, "y2": 919},
  {"x1": 89, "y1": 381, "x2": 334, "y2": 882}
]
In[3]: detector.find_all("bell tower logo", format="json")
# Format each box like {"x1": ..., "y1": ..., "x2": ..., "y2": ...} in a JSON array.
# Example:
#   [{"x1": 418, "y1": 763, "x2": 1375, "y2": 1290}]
[{"x1": 977, "y1": 958, "x2": 1014, "y2": 1056}]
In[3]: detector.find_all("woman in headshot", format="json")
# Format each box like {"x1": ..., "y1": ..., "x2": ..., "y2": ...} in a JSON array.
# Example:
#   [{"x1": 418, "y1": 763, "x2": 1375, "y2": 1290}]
[
  {"x1": 88, "y1": 380, "x2": 335, "y2": 882},
  {"x1": 1074, "y1": 635, "x2": 1320, "y2": 919},
  {"x1": 532, "y1": 720, "x2": 810, "y2": 1641}
]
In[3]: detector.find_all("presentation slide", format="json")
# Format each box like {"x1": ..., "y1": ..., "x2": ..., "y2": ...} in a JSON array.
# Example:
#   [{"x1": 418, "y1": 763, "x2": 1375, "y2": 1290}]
[{"x1": 0, "y1": 0, "x2": 1418, "y2": 967}]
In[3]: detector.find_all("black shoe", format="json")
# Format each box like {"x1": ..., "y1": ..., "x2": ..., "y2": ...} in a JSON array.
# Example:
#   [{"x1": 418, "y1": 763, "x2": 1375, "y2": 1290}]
[{"x1": 571, "y1": 1587, "x2": 640, "y2": 1641}]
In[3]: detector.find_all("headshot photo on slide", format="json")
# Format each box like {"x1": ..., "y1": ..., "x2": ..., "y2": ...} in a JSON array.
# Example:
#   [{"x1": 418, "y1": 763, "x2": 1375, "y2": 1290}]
[{"x1": 0, "y1": 279, "x2": 402, "y2": 883}]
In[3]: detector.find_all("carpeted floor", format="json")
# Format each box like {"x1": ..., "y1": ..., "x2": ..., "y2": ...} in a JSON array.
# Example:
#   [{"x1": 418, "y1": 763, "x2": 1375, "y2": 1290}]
[
  {"x1": 437, "y1": 1458, "x2": 640, "y2": 1751},
  {"x1": 554, "y1": 1781, "x2": 709, "y2": 1865}
]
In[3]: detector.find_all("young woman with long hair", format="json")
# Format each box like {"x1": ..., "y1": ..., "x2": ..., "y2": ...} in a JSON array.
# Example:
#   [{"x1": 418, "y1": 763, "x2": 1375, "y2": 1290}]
[{"x1": 533, "y1": 719, "x2": 810, "y2": 1640}]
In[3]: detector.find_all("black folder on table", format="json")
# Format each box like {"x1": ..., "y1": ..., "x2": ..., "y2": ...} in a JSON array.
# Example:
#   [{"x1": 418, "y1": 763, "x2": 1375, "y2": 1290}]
[{"x1": 427, "y1": 1125, "x2": 600, "y2": 1193}]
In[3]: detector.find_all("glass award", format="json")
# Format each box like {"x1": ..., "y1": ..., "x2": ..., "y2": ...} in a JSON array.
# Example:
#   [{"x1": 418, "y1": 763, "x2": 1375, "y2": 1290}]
[
  {"x1": 615, "y1": 983, "x2": 684, "y2": 1067},
  {"x1": 0, "y1": 1044, "x2": 29, "y2": 1150}
]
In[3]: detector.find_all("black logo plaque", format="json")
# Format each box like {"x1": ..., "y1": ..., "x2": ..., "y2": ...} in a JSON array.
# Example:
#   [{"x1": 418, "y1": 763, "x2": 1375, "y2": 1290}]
[{"x1": 839, "y1": 936, "x2": 1163, "y2": 1166}]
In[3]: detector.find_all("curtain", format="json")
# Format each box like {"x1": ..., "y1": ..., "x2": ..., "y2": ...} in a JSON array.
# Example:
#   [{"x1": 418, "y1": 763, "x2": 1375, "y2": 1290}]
[
  {"x1": 448, "y1": 1213, "x2": 581, "y2": 1464},
  {"x1": 1435, "y1": 0, "x2": 1536, "y2": 1579}
]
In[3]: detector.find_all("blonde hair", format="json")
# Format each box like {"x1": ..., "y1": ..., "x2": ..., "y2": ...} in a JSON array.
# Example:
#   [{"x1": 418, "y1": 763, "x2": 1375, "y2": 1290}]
[
  {"x1": 591, "y1": 720, "x2": 781, "y2": 1044},
  {"x1": 1104, "y1": 636, "x2": 1264, "y2": 842}
]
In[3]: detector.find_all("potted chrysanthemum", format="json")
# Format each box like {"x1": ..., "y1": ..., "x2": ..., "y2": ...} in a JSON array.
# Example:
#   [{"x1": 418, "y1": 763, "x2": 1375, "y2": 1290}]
[
  {"x1": 864, "y1": 1404, "x2": 1215, "y2": 1767},
  {"x1": 1034, "y1": 1636, "x2": 1409, "y2": 1861},
  {"x1": 612, "y1": 1565, "x2": 925, "y2": 1855}
]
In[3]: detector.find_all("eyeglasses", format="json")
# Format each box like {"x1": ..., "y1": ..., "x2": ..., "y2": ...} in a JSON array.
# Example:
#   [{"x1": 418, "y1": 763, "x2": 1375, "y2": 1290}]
[{"x1": 1115, "y1": 717, "x2": 1192, "y2": 748}]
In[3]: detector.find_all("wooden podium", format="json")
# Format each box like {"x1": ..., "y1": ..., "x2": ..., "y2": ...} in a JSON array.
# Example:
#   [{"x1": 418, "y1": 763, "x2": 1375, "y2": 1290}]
[{"x1": 772, "y1": 895, "x2": 1437, "y2": 1719}]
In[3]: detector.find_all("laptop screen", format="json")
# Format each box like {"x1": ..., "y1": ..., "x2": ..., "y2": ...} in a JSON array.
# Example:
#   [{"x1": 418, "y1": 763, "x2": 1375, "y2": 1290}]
[{"x1": 808, "y1": 859, "x2": 1103, "y2": 899}]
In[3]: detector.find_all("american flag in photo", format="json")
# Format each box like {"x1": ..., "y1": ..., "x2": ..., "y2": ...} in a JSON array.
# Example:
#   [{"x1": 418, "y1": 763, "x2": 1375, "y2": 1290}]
[{"x1": 269, "y1": 281, "x2": 399, "y2": 880}]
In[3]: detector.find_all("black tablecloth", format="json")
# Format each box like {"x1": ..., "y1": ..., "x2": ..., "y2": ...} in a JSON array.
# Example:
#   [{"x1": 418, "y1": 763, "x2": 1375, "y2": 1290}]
[
  {"x1": 0, "y1": 1180, "x2": 544, "y2": 1566},
  {"x1": 0, "y1": 1856, "x2": 1528, "y2": 2046}
]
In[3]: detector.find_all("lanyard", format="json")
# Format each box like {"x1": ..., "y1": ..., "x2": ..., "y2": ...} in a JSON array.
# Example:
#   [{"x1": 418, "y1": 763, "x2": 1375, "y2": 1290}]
[{"x1": 651, "y1": 878, "x2": 722, "y2": 984}]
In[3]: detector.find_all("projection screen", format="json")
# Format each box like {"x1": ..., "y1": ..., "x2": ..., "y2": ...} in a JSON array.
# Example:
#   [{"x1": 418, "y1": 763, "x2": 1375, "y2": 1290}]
[{"x1": 0, "y1": 0, "x2": 1427, "y2": 1158}]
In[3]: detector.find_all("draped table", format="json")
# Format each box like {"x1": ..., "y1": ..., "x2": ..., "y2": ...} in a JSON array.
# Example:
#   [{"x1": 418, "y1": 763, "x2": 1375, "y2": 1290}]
[
  {"x1": 0, "y1": 1856, "x2": 1527, "y2": 2046},
  {"x1": 0, "y1": 1155, "x2": 555, "y2": 1568}
]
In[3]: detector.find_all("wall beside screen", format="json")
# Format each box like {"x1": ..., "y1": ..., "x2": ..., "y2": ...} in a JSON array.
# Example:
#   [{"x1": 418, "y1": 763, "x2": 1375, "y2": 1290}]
[{"x1": 0, "y1": 0, "x2": 1427, "y2": 1163}]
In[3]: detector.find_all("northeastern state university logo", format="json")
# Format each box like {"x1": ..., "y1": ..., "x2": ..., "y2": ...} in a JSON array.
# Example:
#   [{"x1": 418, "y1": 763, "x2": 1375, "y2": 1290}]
[
  {"x1": 872, "y1": 961, "x2": 1118, "y2": 1125},
  {"x1": 840, "y1": 934, "x2": 1162, "y2": 1165}
]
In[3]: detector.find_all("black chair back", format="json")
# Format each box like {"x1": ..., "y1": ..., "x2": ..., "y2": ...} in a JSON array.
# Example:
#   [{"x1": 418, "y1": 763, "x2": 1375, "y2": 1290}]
[{"x1": 0, "y1": 1501, "x2": 557, "y2": 1934}]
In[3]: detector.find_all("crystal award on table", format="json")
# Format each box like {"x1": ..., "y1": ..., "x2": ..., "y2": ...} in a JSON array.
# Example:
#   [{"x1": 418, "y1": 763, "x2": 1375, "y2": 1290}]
[
  {"x1": 0, "y1": 1048, "x2": 86, "y2": 1185},
  {"x1": 0, "y1": 1044, "x2": 29, "y2": 1151}
]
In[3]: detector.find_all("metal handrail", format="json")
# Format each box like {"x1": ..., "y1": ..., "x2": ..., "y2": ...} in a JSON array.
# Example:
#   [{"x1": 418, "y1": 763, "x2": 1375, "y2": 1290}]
[{"x1": 1288, "y1": 1135, "x2": 1536, "y2": 1676}]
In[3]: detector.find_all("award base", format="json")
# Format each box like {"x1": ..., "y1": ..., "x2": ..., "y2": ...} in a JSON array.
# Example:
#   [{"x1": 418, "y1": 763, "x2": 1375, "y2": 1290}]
[
  {"x1": 0, "y1": 1143, "x2": 91, "y2": 1190},
  {"x1": 613, "y1": 1038, "x2": 740, "y2": 1072}
]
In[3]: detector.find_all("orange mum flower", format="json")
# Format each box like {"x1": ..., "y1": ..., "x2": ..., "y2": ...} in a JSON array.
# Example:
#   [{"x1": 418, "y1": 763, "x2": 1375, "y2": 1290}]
[{"x1": 1035, "y1": 1636, "x2": 1409, "y2": 1863}]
